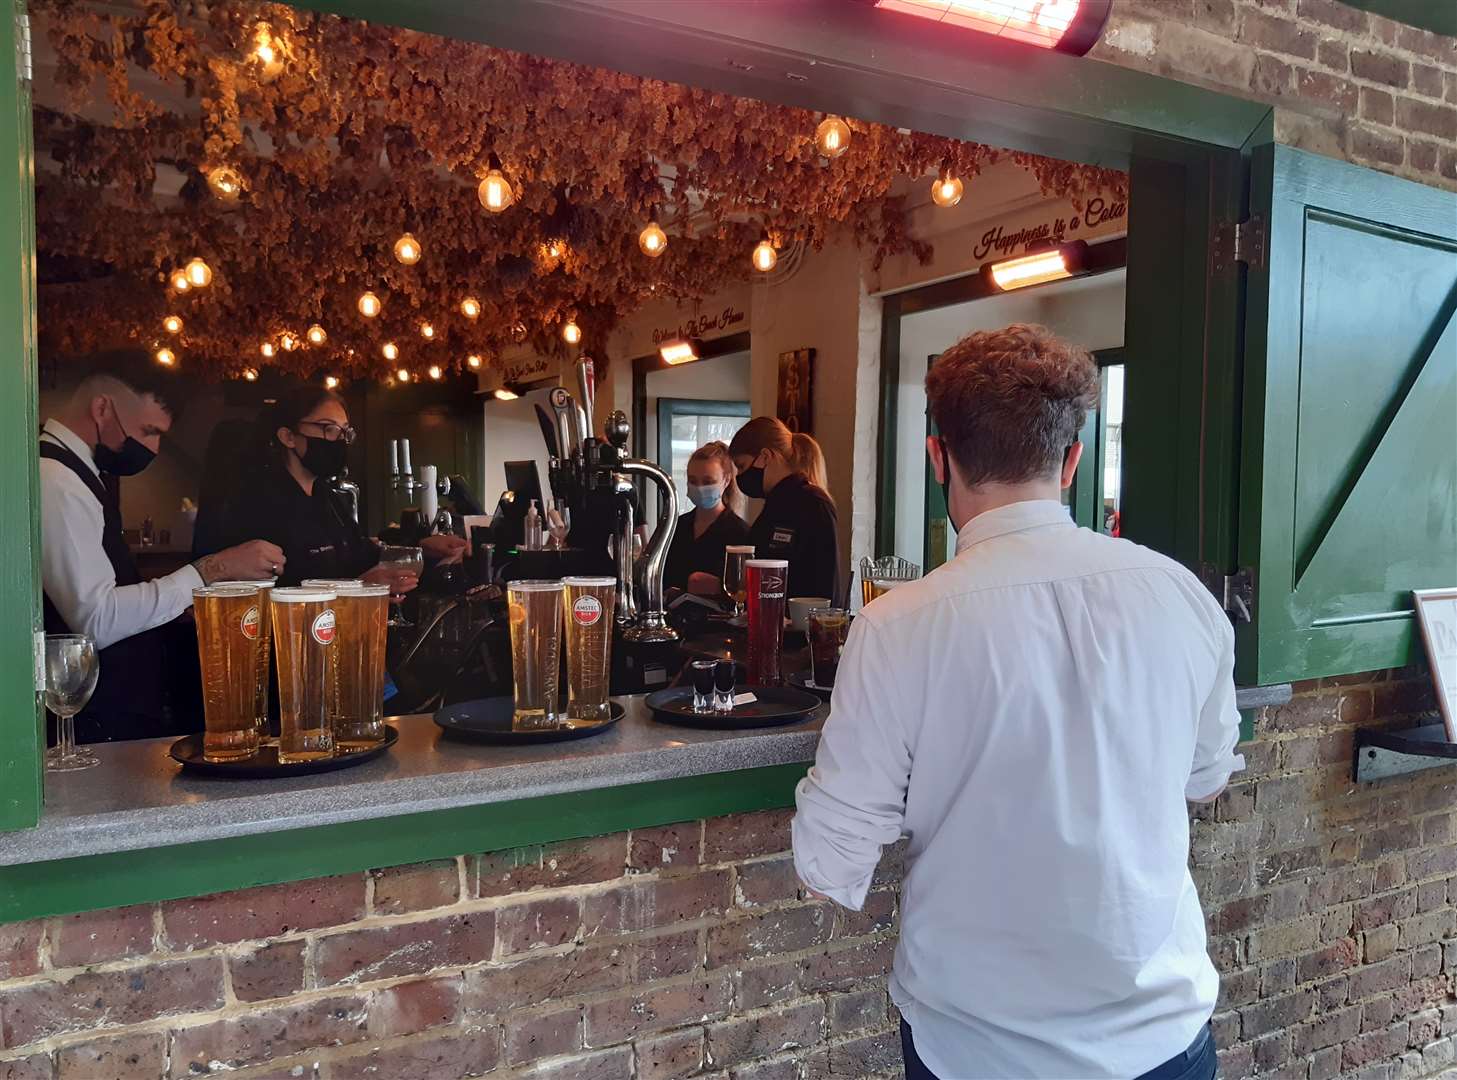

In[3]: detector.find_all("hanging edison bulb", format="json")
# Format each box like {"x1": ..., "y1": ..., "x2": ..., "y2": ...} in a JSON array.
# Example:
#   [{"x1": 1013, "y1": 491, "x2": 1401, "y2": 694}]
[
  {"x1": 460, "y1": 297, "x2": 481, "y2": 320},
  {"x1": 931, "y1": 170, "x2": 964, "y2": 208},
  {"x1": 427, "y1": 365, "x2": 443, "y2": 381},
  {"x1": 307, "y1": 324, "x2": 327, "y2": 346},
  {"x1": 393, "y1": 233, "x2": 422, "y2": 265},
  {"x1": 383, "y1": 342, "x2": 400, "y2": 362},
  {"x1": 260, "y1": 342, "x2": 276, "y2": 358},
  {"x1": 562, "y1": 319, "x2": 582, "y2": 346},
  {"x1": 396, "y1": 368, "x2": 411, "y2": 383},
  {"x1": 155, "y1": 347, "x2": 176, "y2": 366},
  {"x1": 170, "y1": 270, "x2": 191, "y2": 293},
  {"x1": 477, "y1": 155, "x2": 515, "y2": 213},
  {"x1": 639, "y1": 221, "x2": 667, "y2": 258},
  {"x1": 242, "y1": 368, "x2": 258, "y2": 382},
  {"x1": 752, "y1": 232, "x2": 778, "y2": 273},
  {"x1": 815, "y1": 116, "x2": 851, "y2": 159},
  {"x1": 251, "y1": 23, "x2": 284, "y2": 81},
  {"x1": 280, "y1": 332, "x2": 299, "y2": 352},
  {"x1": 466, "y1": 354, "x2": 483, "y2": 369},
  {"x1": 358, "y1": 291, "x2": 382, "y2": 318},
  {"x1": 184, "y1": 258, "x2": 212, "y2": 288},
  {"x1": 324, "y1": 375, "x2": 340, "y2": 390},
  {"x1": 162, "y1": 315, "x2": 183, "y2": 335},
  {"x1": 207, "y1": 164, "x2": 244, "y2": 203},
  {"x1": 420, "y1": 322, "x2": 435, "y2": 340}
]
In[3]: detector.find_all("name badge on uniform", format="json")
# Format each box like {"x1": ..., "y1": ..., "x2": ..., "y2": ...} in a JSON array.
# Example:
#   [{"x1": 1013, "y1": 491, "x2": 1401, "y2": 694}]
[{"x1": 771, "y1": 527, "x2": 795, "y2": 547}]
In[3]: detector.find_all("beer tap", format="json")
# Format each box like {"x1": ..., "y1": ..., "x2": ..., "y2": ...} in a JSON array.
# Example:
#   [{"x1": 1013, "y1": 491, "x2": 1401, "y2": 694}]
[{"x1": 390, "y1": 438, "x2": 421, "y2": 501}]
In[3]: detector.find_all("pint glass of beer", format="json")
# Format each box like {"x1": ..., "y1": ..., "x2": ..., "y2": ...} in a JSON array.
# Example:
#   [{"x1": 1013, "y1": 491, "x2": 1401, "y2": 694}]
[
  {"x1": 271, "y1": 587, "x2": 337, "y2": 762},
  {"x1": 561, "y1": 576, "x2": 616, "y2": 722},
  {"x1": 217, "y1": 580, "x2": 274, "y2": 737},
  {"x1": 508, "y1": 580, "x2": 564, "y2": 727},
  {"x1": 745, "y1": 558, "x2": 789, "y2": 686},
  {"x1": 722, "y1": 545, "x2": 754, "y2": 618},
  {"x1": 327, "y1": 583, "x2": 390, "y2": 749},
  {"x1": 193, "y1": 585, "x2": 263, "y2": 762}
]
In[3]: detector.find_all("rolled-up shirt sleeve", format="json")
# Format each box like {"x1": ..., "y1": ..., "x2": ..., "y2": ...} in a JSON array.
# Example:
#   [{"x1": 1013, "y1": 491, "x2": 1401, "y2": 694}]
[
  {"x1": 793, "y1": 614, "x2": 910, "y2": 910},
  {"x1": 1186, "y1": 613, "x2": 1245, "y2": 801}
]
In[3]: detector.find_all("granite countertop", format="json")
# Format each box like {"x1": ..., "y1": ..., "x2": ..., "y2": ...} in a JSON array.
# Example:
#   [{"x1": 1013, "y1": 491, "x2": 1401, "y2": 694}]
[{"x1": 1, "y1": 697, "x2": 824, "y2": 868}]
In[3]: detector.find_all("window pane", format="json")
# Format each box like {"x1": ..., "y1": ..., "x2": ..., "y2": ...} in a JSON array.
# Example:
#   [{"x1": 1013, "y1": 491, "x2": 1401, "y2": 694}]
[{"x1": 1102, "y1": 364, "x2": 1124, "y2": 535}]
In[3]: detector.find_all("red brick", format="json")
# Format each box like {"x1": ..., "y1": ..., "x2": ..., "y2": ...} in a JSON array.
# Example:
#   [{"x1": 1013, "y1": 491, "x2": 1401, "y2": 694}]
[
  {"x1": 476, "y1": 834, "x2": 626, "y2": 897},
  {"x1": 1310, "y1": 1044, "x2": 1342, "y2": 1080},
  {"x1": 1395, "y1": 22, "x2": 1452, "y2": 60},
  {"x1": 1410, "y1": 141, "x2": 1440, "y2": 175},
  {"x1": 1407, "y1": 845, "x2": 1457, "y2": 880},
  {"x1": 527, "y1": 1046, "x2": 633, "y2": 1080},
  {"x1": 708, "y1": 906, "x2": 832, "y2": 968},
  {"x1": 826, "y1": 988, "x2": 887, "y2": 1036},
  {"x1": 804, "y1": 1029, "x2": 900, "y2": 1079},
  {"x1": 1296, "y1": 0, "x2": 1368, "y2": 33},
  {"x1": 0, "y1": 955, "x2": 223, "y2": 1049},
  {"x1": 1218, "y1": 966, "x2": 1259, "y2": 1009},
  {"x1": 1261, "y1": 957, "x2": 1296, "y2": 996},
  {"x1": 1397, "y1": 98, "x2": 1457, "y2": 141},
  {"x1": 466, "y1": 945, "x2": 627, "y2": 1015},
  {"x1": 1294, "y1": 1005, "x2": 1361, "y2": 1055},
  {"x1": 1411, "y1": 63, "x2": 1445, "y2": 98},
  {"x1": 584, "y1": 976, "x2": 732, "y2": 1047},
  {"x1": 1342, "y1": 689, "x2": 1376, "y2": 722},
  {"x1": 0, "y1": 923, "x2": 42, "y2": 980},
  {"x1": 1401, "y1": 908, "x2": 1456, "y2": 948},
  {"x1": 168, "y1": 993, "x2": 368, "y2": 1076},
  {"x1": 636, "y1": 1028, "x2": 705, "y2": 1080},
  {"x1": 329, "y1": 1027, "x2": 500, "y2": 1079},
  {"x1": 1316, "y1": 39, "x2": 1348, "y2": 72},
  {"x1": 1392, "y1": 975, "x2": 1448, "y2": 1018},
  {"x1": 162, "y1": 875, "x2": 365, "y2": 948},
  {"x1": 229, "y1": 939, "x2": 306, "y2": 1003},
  {"x1": 1363, "y1": 996, "x2": 1395, "y2": 1032},
  {"x1": 735, "y1": 857, "x2": 800, "y2": 907},
  {"x1": 314, "y1": 911, "x2": 495, "y2": 986},
  {"x1": 636, "y1": 929, "x2": 702, "y2": 982},
  {"x1": 1298, "y1": 938, "x2": 1359, "y2": 982},
  {"x1": 498, "y1": 896, "x2": 580, "y2": 955},
  {"x1": 1411, "y1": 942, "x2": 1442, "y2": 979},
  {"x1": 0, "y1": 1056, "x2": 51, "y2": 1080},
  {"x1": 1297, "y1": 69, "x2": 1359, "y2": 112},
  {"x1": 368, "y1": 975, "x2": 462, "y2": 1038},
  {"x1": 735, "y1": 960, "x2": 802, "y2": 1010},
  {"x1": 1348, "y1": 954, "x2": 1412, "y2": 1000},
  {"x1": 56, "y1": 1031, "x2": 165, "y2": 1079},
  {"x1": 1214, "y1": 1041, "x2": 1253, "y2": 1079},
  {"x1": 629, "y1": 822, "x2": 702, "y2": 874},
  {"x1": 703, "y1": 810, "x2": 793, "y2": 863},
  {"x1": 1239, "y1": 9, "x2": 1315, "y2": 59},
  {"x1": 1364, "y1": 924, "x2": 1399, "y2": 962},
  {"x1": 1344, "y1": 1022, "x2": 1410, "y2": 1069},
  {"x1": 835, "y1": 890, "x2": 897, "y2": 939},
  {"x1": 585, "y1": 870, "x2": 732, "y2": 936},
  {"x1": 708, "y1": 999, "x2": 825, "y2": 1067},
  {"x1": 1241, "y1": 989, "x2": 1316, "y2": 1038},
  {"x1": 48, "y1": 905, "x2": 153, "y2": 969},
  {"x1": 1409, "y1": 1007, "x2": 1442, "y2": 1046},
  {"x1": 1350, "y1": 49, "x2": 1409, "y2": 88},
  {"x1": 371, "y1": 859, "x2": 461, "y2": 915},
  {"x1": 799, "y1": 939, "x2": 895, "y2": 993},
  {"x1": 1359, "y1": 87, "x2": 1395, "y2": 125},
  {"x1": 1252, "y1": 1030, "x2": 1292, "y2": 1073},
  {"x1": 506, "y1": 1004, "x2": 582, "y2": 1065}
]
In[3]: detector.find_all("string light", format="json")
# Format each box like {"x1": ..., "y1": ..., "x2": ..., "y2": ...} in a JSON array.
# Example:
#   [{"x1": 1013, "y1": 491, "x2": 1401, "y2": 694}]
[
  {"x1": 396, "y1": 368, "x2": 411, "y2": 383},
  {"x1": 242, "y1": 368, "x2": 258, "y2": 382},
  {"x1": 427, "y1": 365, "x2": 443, "y2": 381},
  {"x1": 207, "y1": 165, "x2": 244, "y2": 203},
  {"x1": 460, "y1": 297, "x2": 481, "y2": 320},
  {"x1": 307, "y1": 324, "x2": 327, "y2": 346},
  {"x1": 510, "y1": 321, "x2": 528, "y2": 343},
  {"x1": 155, "y1": 347, "x2": 176, "y2": 366},
  {"x1": 251, "y1": 23, "x2": 284, "y2": 80},
  {"x1": 752, "y1": 231, "x2": 778, "y2": 273},
  {"x1": 420, "y1": 322, "x2": 435, "y2": 340},
  {"x1": 466, "y1": 354, "x2": 483, "y2": 369},
  {"x1": 280, "y1": 332, "x2": 299, "y2": 352},
  {"x1": 324, "y1": 375, "x2": 340, "y2": 390},
  {"x1": 184, "y1": 258, "x2": 212, "y2": 287},
  {"x1": 170, "y1": 270, "x2": 191, "y2": 293},
  {"x1": 639, "y1": 221, "x2": 667, "y2": 258},
  {"x1": 478, "y1": 155, "x2": 515, "y2": 213},
  {"x1": 383, "y1": 342, "x2": 399, "y2": 361},
  {"x1": 260, "y1": 342, "x2": 276, "y2": 358},
  {"x1": 393, "y1": 233, "x2": 422, "y2": 265},
  {"x1": 357, "y1": 291, "x2": 381, "y2": 318},
  {"x1": 562, "y1": 319, "x2": 582, "y2": 345},
  {"x1": 931, "y1": 170, "x2": 964, "y2": 208},
  {"x1": 815, "y1": 116, "x2": 851, "y2": 159},
  {"x1": 162, "y1": 315, "x2": 183, "y2": 335}
]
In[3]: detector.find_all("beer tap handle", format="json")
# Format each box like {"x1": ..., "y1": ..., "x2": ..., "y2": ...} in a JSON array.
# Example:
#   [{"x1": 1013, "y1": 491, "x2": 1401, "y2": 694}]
[
  {"x1": 576, "y1": 358, "x2": 596, "y2": 441},
  {"x1": 620, "y1": 457, "x2": 679, "y2": 643},
  {"x1": 548, "y1": 387, "x2": 579, "y2": 462}
]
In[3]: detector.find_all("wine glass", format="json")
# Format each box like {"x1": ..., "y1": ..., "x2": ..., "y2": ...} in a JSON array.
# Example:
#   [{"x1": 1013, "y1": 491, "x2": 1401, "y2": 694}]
[
  {"x1": 547, "y1": 499, "x2": 572, "y2": 551},
  {"x1": 378, "y1": 545, "x2": 424, "y2": 628},
  {"x1": 722, "y1": 545, "x2": 753, "y2": 624},
  {"x1": 44, "y1": 634, "x2": 100, "y2": 772}
]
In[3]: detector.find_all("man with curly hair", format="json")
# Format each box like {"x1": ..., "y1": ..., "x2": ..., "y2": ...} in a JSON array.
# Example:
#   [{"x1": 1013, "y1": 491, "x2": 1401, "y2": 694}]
[{"x1": 793, "y1": 324, "x2": 1243, "y2": 1080}]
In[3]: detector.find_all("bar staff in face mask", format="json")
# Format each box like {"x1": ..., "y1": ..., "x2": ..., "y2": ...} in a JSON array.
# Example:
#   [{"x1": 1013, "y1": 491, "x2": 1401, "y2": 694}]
[
  {"x1": 201, "y1": 387, "x2": 465, "y2": 587},
  {"x1": 664, "y1": 441, "x2": 750, "y2": 595},
  {"x1": 40, "y1": 353, "x2": 284, "y2": 742}
]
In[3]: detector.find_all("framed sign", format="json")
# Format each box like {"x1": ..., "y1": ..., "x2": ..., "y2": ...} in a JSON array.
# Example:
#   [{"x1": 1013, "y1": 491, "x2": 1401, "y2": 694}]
[
  {"x1": 777, "y1": 348, "x2": 814, "y2": 434},
  {"x1": 1414, "y1": 588, "x2": 1457, "y2": 741}
]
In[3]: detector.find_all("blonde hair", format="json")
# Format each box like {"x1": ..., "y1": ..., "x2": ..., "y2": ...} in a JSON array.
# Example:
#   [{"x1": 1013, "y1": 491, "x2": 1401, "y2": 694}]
[
  {"x1": 789, "y1": 432, "x2": 828, "y2": 492},
  {"x1": 688, "y1": 440, "x2": 745, "y2": 516},
  {"x1": 728, "y1": 416, "x2": 792, "y2": 461}
]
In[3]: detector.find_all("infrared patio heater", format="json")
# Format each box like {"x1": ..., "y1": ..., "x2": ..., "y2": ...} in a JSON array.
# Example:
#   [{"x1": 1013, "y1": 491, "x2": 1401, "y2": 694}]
[{"x1": 862, "y1": 0, "x2": 1113, "y2": 56}]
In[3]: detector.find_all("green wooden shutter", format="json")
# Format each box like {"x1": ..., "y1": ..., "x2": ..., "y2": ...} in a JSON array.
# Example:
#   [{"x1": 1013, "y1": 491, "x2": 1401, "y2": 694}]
[{"x1": 1238, "y1": 144, "x2": 1457, "y2": 685}]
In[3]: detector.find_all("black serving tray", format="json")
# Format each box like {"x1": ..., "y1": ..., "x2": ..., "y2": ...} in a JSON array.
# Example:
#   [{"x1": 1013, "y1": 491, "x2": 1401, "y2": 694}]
[
  {"x1": 434, "y1": 696, "x2": 624, "y2": 744},
  {"x1": 644, "y1": 685, "x2": 820, "y2": 730},
  {"x1": 787, "y1": 670, "x2": 833, "y2": 702},
  {"x1": 169, "y1": 726, "x2": 398, "y2": 778}
]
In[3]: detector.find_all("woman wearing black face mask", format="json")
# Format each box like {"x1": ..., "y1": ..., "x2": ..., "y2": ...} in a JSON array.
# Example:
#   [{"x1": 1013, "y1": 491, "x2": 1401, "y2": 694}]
[{"x1": 728, "y1": 418, "x2": 842, "y2": 605}]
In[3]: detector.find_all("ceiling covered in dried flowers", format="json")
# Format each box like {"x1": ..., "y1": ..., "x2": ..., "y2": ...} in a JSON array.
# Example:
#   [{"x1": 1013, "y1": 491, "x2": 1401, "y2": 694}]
[{"x1": 31, "y1": 0, "x2": 1128, "y2": 381}]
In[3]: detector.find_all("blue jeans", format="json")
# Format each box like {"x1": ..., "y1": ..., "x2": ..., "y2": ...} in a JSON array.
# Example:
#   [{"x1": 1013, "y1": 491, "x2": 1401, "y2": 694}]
[{"x1": 900, "y1": 1021, "x2": 1217, "y2": 1080}]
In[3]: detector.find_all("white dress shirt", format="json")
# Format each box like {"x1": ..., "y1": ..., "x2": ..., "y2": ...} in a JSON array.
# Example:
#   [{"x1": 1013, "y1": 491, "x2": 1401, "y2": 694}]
[
  {"x1": 40, "y1": 419, "x2": 201, "y2": 650},
  {"x1": 793, "y1": 500, "x2": 1243, "y2": 1080}
]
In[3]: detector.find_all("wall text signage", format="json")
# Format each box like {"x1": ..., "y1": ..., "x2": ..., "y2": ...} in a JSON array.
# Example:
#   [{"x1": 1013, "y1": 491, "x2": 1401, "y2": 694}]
[
  {"x1": 971, "y1": 196, "x2": 1127, "y2": 262},
  {"x1": 652, "y1": 306, "x2": 745, "y2": 345}
]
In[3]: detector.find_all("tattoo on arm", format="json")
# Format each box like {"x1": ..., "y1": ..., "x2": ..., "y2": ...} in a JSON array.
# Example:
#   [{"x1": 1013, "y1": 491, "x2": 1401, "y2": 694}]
[{"x1": 193, "y1": 554, "x2": 221, "y2": 585}]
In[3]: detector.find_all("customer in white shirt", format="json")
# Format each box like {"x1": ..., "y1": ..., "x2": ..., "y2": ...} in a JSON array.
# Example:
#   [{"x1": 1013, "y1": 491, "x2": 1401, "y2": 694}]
[
  {"x1": 793, "y1": 324, "x2": 1243, "y2": 1080},
  {"x1": 41, "y1": 354, "x2": 283, "y2": 741}
]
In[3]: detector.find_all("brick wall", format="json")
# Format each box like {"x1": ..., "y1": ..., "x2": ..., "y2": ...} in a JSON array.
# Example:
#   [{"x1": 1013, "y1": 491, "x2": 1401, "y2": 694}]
[
  {"x1": 0, "y1": 812, "x2": 903, "y2": 1080},
  {"x1": 1093, "y1": 0, "x2": 1457, "y2": 191}
]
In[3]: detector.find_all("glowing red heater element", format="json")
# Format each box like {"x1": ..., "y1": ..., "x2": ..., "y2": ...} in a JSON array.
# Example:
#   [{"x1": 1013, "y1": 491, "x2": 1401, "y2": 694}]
[{"x1": 872, "y1": 0, "x2": 1110, "y2": 54}]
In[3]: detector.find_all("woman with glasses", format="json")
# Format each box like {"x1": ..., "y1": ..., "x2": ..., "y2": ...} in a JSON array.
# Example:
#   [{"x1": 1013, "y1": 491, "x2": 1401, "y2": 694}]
[{"x1": 201, "y1": 387, "x2": 464, "y2": 587}]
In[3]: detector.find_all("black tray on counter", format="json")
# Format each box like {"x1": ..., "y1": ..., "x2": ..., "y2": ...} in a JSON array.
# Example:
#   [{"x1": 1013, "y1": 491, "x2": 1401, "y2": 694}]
[
  {"x1": 169, "y1": 726, "x2": 398, "y2": 778},
  {"x1": 644, "y1": 685, "x2": 820, "y2": 730},
  {"x1": 787, "y1": 670, "x2": 833, "y2": 702},
  {"x1": 434, "y1": 696, "x2": 624, "y2": 744}
]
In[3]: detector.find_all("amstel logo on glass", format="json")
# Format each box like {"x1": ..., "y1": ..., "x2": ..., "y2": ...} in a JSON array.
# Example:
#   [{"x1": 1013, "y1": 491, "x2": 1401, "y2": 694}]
[
  {"x1": 240, "y1": 606, "x2": 261, "y2": 641},
  {"x1": 312, "y1": 608, "x2": 337, "y2": 645},
  {"x1": 572, "y1": 596, "x2": 603, "y2": 626}
]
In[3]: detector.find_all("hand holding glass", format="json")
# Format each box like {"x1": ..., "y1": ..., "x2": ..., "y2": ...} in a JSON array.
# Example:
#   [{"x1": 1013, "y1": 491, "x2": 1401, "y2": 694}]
[
  {"x1": 377, "y1": 545, "x2": 424, "y2": 628},
  {"x1": 44, "y1": 634, "x2": 99, "y2": 772}
]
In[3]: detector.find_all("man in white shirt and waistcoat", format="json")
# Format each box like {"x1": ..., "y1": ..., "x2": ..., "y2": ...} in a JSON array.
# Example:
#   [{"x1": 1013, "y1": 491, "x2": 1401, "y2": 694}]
[
  {"x1": 793, "y1": 324, "x2": 1244, "y2": 1080},
  {"x1": 41, "y1": 352, "x2": 283, "y2": 742}
]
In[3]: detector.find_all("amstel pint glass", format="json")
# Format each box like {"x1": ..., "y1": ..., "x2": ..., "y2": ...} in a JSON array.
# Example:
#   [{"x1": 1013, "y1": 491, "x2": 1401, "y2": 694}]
[
  {"x1": 745, "y1": 558, "x2": 789, "y2": 686},
  {"x1": 508, "y1": 580, "x2": 564, "y2": 727},
  {"x1": 193, "y1": 584, "x2": 263, "y2": 762},
  {"x1": 327, "y1": 583, "x2": 390, "y2": 749},
  {"x1": 561, "y1": 576, "x2": 616, "y2": 722},
  {"x1": 271, "y1": 587, "x2": 337, "y2": 762},
  {"x1": 216, "y1": 579, "x2": 275, "y2": 737}
]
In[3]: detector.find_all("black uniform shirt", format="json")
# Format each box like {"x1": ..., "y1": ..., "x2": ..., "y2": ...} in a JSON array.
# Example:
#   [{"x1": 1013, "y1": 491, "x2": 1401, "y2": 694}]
[
  {"x1": 663, "y1": 507, "x2": 750, "y2": 591},
  {"x1": 749, "y1": 472, "x2": 842, "y2": 604}
]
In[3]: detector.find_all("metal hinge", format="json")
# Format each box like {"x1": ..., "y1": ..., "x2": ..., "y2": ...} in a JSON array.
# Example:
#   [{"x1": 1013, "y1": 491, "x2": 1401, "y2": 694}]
[
  {"x1": 1211, "y1": 215, "x2": 1266, "y2": 273},
  {"x1": 32, "y1": 630, "x2": 44, "y2": 694},
  {"x1": 1201, "y1": 564, "x2": 1255, "y2": 624},
  {"x1": 14, "y1": 10, "x2": 30, "y2": 88}
]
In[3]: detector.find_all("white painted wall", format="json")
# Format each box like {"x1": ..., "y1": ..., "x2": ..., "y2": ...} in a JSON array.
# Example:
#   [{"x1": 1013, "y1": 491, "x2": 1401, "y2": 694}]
[
  {"x1": 893, "y1": 265, "x2": 1127, "y2": 562},
  {"x1": 480, "y1": 388, "x2": 555, "y2": 511}
]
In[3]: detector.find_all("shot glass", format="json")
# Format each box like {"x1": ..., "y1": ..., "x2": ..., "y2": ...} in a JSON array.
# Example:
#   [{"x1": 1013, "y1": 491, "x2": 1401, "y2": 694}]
[
  {"x1": 713, "y1": 659, "x2": 736, "y2": 713},
  {"x1": 690, "y1": 659, "x2": 716, "y2": 713}
]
